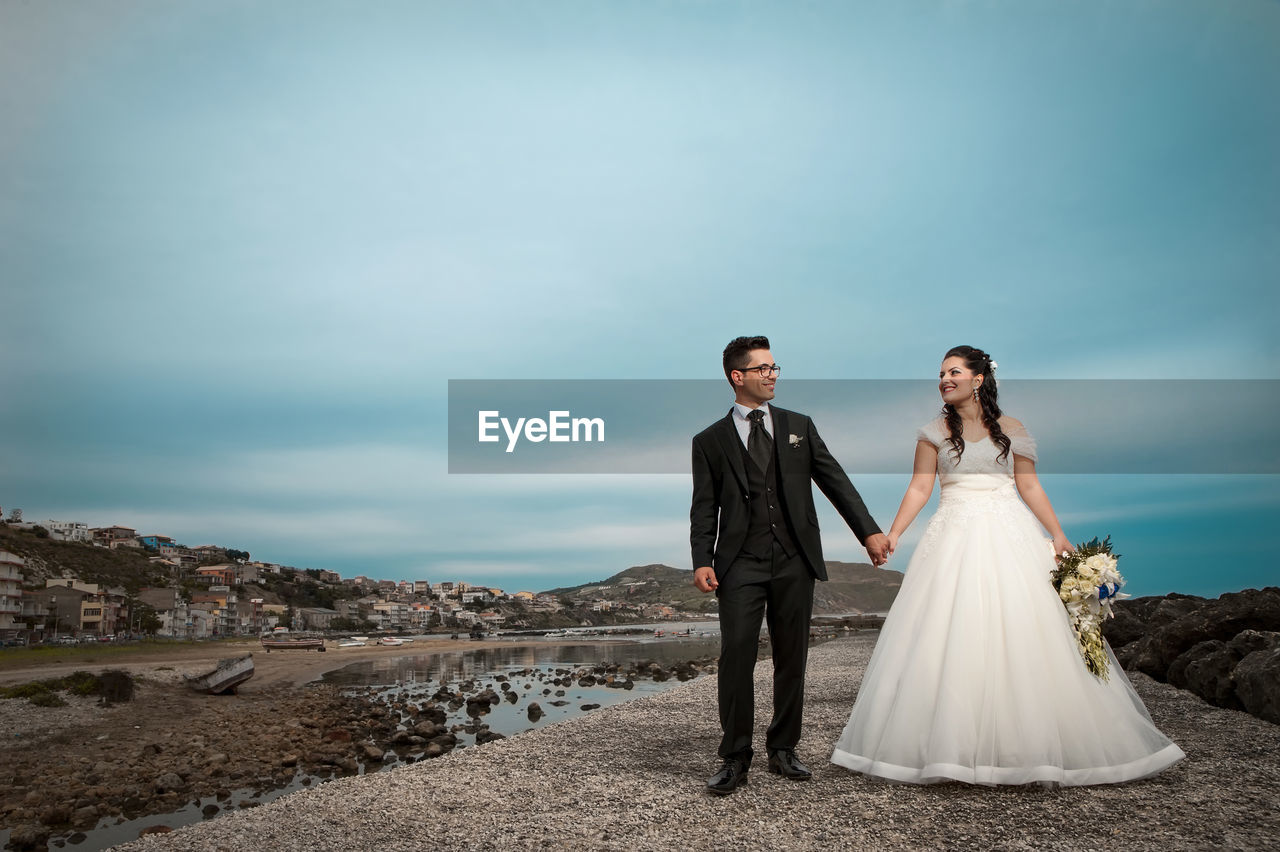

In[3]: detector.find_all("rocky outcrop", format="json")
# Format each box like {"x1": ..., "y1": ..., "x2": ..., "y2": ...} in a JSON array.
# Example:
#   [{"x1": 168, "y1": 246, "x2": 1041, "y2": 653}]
[{"x1": 1105, "y1": 587, "x2": 1280, "y2": 724}]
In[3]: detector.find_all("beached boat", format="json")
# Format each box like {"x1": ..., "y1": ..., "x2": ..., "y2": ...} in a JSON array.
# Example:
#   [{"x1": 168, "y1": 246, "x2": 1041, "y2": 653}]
[
  {"x1": 184, "y1": 655, "x2": 255, "y2": 695},
  {"x1": 338, "y1": 640, "x2": 366, "y2": 648},
  {"x1": 378, "y1": 636, "x2": 405, "y2": 646},
  {"x1": 260, "y1": 635, "x2": 326, "y2": 652}
]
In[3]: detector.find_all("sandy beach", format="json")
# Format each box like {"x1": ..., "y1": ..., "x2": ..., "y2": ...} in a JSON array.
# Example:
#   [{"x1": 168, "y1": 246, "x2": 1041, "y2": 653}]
[{"x1": 88, "y1": 634, "x2": 1280, "y2": 851}]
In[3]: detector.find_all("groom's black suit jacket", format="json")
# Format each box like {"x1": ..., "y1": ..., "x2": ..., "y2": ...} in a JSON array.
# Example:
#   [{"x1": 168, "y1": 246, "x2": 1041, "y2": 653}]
[{"x1": 690, "y1": 406, "x2": 880, "y2": 582}]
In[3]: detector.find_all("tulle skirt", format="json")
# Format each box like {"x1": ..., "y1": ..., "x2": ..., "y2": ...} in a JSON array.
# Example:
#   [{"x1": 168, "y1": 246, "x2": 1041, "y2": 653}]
[{"x1": 830, "y1": 485, "x2": 1184, "y2": 786}]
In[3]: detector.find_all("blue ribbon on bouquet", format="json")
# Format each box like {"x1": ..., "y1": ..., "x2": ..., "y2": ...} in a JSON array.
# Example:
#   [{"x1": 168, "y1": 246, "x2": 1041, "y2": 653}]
[{"x1": 1098, "y1": 582, "x2": 1123, "y2": 601}]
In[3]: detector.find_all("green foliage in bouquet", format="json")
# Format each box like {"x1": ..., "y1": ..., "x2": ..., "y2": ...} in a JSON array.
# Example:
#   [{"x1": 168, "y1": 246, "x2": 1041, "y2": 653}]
[{"x1": 1051, "y1": 536, "x2": 1124, "y2": 680}]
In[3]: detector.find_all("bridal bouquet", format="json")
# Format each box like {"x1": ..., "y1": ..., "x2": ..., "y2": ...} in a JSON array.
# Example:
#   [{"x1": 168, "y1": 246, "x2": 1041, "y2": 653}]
[{"x1": 1051, "y1": 536, "x2": 1126, "y2": 680}]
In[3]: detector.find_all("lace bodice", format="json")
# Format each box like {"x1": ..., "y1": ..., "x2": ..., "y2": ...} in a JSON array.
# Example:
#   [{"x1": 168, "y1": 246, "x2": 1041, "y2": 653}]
[{"x1": 916, "y1": 418, "x2": 1037, "y2": 495}]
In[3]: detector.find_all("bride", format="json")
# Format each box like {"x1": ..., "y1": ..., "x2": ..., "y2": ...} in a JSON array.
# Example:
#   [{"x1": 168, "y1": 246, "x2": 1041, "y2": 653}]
[{"x1": 830, "y1": 346, "x2": 1184, "y2": 786}]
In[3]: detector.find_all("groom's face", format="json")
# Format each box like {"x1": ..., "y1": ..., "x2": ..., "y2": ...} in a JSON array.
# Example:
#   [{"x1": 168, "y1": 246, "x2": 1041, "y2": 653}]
[{"x1": 733, "y1": 348, "x2": 777, "y2": 407}]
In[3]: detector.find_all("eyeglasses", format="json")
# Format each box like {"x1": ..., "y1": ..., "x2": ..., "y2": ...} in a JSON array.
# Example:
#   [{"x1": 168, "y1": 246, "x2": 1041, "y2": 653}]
[{"x1": 736, "y1": 364, "x2": 781, "y2": 377}]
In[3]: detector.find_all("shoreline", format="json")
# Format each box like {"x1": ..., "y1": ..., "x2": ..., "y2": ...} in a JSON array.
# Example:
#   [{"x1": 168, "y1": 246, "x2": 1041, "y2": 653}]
[
  {"x1": 0, "y1": 636, "x2": 568, "y2": 690},
  {"x1": 114, "y1": 635, "x2": 1280, "y2": 851}
]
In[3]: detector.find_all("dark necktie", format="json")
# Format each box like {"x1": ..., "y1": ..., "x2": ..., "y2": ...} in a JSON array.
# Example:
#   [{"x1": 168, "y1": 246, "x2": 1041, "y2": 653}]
[{"x1": 747, "y1": 409, "x2": 772, "y2": 472}]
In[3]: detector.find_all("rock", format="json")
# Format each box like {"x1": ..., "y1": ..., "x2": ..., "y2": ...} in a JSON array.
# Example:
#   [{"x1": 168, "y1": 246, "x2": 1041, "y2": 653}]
[
  {"x1": 475, "y1": 729, "x2": 506, "y2": 745},
  {"x1": 580, "y1": 704, "x2": 600, "y2": 711},
  {"x1": 324, "y1": 729, "x2": 352, "y2": 742},
  {"x1": 1101, "y1": 605, "x2": 1150, "y2": 649},
  {"x1": 202, "y1": 803, "x2": 220, "y2": 817},
  {"x1": 71, "y1": 805, "x2": 99, "y2": 829},
  {"x1": 39, "y1": 804, "x2": 70, "y2": 826},
  {"x1": 1168, "y1": 631, "x2": 1277, "y2": 711},
  {"x1": 359, "y1": 743, "x2": 385, "y2": 762},
  {"x1": 153, "y1": 772, "x2": 186, "y2": 794},
  {"x1": 1235, "y1": 637, "x2": 1280, "y2": 724},
  {"x1": 577, "y1": 675, "x2": 597, "y2": 687},
  {"x1": 138, "y1": 825, "x2": 173, "y2": 837},
  {"x1": 1119, "y1": 588, "x2": 1280, "y2": 681},
  {"x1": 280, "y1": 754, "x2": 299, "y2": 767},
  {"x1": 1167, "y1": 640, "x2": 1237, "y2": 708},
  {"x1": 526, "y1": 702, "x2": 544, "y2": 721},
  {"x1": 8, "y1": 824, "x2": 51, "y2": 851}
]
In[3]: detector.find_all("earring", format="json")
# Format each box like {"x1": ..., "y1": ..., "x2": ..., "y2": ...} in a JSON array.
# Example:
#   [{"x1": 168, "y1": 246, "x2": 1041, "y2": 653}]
[{"x1": 972, "y1": 387, "x2": 980, "y2": 402}]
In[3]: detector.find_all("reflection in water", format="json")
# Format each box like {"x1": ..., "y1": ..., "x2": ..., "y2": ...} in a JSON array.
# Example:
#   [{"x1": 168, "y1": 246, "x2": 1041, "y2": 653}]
[
  {"x1": 323, "y1": 639, "x2": 722, "y2": 743},
  {"x1": 321, "y1": 639, "x2": 722, "y2": 689}
]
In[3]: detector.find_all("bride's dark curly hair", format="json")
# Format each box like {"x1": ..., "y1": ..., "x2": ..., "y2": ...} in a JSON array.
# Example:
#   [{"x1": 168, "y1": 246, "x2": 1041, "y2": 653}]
[{"x1": 941, "y1": 345, "x2": 1012, "y2": 464}]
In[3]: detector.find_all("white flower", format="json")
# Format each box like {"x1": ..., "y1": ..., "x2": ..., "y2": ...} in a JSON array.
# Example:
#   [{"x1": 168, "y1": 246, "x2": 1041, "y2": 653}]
[{"x1": 789, "y1": 434, "x2": 802, "y2": 447}]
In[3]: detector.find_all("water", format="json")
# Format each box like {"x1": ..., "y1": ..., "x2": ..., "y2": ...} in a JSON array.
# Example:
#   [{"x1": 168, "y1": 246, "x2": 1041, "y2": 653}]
[{"x1": 322, "y1": 638, "x2": 720, "y2": 742}]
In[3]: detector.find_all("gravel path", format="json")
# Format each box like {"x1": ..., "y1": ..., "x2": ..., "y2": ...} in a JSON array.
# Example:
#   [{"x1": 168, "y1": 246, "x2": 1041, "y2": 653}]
[{"x1": 118, "y1": 635, "x2": 1280, "y2": 851}]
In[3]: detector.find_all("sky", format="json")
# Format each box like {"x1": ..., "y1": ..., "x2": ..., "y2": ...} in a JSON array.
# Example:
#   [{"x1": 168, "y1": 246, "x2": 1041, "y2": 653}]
[{"x1": 1, "y1": 0, "x2": 1277, "y2": 598}]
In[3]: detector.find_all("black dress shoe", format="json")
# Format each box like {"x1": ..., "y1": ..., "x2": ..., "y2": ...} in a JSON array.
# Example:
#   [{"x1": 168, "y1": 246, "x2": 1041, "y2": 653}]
[
  {"x1": 767, "y1": 750, "x2": 812, "y2": 781},
  {"x1": 706, "y1": 759, "x2": 749, "y2": 795}
]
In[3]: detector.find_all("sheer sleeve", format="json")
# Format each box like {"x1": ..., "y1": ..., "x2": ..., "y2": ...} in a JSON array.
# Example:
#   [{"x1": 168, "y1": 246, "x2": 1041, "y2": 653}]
[
  {"x1": 915, "y1": 419, "x2": 945, "y2": 449},
  {"x1": 1005, "y1": 419, "x2": 1038, "y2": 462}
]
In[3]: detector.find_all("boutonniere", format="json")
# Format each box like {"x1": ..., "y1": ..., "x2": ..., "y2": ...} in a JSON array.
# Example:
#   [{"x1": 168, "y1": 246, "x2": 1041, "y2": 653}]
[{"x1": 789, "y1": 434, "x2": 803, "y2": 448}]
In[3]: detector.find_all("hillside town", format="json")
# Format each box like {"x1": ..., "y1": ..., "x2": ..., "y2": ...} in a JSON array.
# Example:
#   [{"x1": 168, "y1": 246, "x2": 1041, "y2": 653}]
[{"x1": 0, "y1": 507, "x2": 705, "y2": 644}]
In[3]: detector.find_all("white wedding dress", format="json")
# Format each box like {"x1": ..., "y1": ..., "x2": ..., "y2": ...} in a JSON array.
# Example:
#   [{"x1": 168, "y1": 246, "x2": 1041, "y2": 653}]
[{"x1": 830, "y1": 419, "x2": 1184, "y2": 786}]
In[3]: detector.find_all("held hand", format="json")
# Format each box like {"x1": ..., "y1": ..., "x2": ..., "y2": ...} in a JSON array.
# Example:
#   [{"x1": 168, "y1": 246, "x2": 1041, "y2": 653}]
[
  {"x1": 886, "y1": 531, "x2": 900, "y2": 556},
  {"x1": 865, "y1": 533, "x2": 890, "y2": 567},
  {"x1": 693, "y1": 566, "x2": 719, "y2": 593},
  {"x1": 1052, "y1": 536, "x2": 1074, "y2": 560}
]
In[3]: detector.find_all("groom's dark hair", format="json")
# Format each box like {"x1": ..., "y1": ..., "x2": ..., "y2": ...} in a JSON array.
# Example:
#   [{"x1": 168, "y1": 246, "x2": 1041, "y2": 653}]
[{"x1": 723, "y1": 336, "x2": 771, "y2": 383}]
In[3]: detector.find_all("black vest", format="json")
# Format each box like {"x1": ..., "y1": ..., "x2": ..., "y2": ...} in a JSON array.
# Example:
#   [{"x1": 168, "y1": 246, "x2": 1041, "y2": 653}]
[{"x1": 738, "y1": 438, "x2": 798, "y2": 560}]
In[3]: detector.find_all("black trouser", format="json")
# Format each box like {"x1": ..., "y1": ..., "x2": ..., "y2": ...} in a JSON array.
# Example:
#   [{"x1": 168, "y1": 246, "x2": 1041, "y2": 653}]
[{"x1": 715, "y1": 540, "x2": 814, "y2": 765}]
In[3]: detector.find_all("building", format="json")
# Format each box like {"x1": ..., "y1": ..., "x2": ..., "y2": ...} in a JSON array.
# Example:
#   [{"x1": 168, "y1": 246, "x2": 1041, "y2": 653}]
[
  {"x1": 91, "y1": 526, "x2": 138, "y2": 548},
  {"x1": 0, "y1": 551, "x2": 23, "y2": 635},
  {"x1": 296, "y1": 607, "x2": 340, "y2": 631},
  {"x1": 80, "y1": 597, "x2": 123, "y2": 636},
  {"x1": 371, "y1": 601, "x2": 411, "y2": 630},
  {"x1": 195, "y1": 566, "x2": 236, "y2": 586},
  {"x1": 138, "y1": 535, "x2": 175, "y2": 551},
  {"x1": 45, "y1": 577, "x2": 101, "y2": 595},
  {"x1": 45, "y1": 520, "x2": 91, "y2": 543},
  {"x1": 413, "y1": 580, "x2": 432, "y2": 596}
]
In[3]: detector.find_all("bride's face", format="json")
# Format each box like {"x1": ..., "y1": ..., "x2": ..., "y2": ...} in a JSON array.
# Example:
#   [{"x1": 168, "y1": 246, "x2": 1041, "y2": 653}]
[{"x1": 938, "y1": 356, "x2": 981, "y2": 406}]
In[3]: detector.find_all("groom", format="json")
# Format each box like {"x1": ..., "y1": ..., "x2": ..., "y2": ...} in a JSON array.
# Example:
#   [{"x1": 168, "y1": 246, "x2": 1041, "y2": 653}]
[{"x1": 691, "y1": 335, "x2": 888, "y2": 795}]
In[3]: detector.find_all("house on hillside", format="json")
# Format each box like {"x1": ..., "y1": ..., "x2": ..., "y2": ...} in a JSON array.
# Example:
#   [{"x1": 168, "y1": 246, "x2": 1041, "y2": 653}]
[
  {"x1": 91, "y1": 526, "x2": 138, "y2": 548},
  {"x1": 45, "y1": 520, "x2": 91, "y2": 543}
]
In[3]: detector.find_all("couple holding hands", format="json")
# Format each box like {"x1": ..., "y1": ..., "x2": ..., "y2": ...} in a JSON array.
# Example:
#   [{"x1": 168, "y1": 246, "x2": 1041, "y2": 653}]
[{"x1": 690, "y1": 336, "x2": 1183, "y2": 795}]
